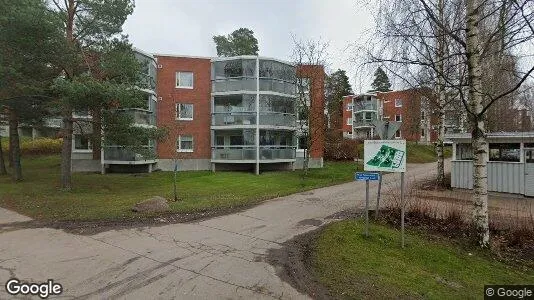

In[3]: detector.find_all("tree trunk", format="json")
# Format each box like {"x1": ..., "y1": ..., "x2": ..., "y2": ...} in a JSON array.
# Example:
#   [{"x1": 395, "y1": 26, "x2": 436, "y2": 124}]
[
  {"x1": 0, "y1": 135, "x2": 7, "y2": 175},
  {"x1": 436, "y1": 0, "x2": 446, "y2": 187},
  {"x1": 8, "y1": 111, "x2": 22, "y2": 181},
  {"x1": 60, "y1": 113, "x2": 73, "y2": 190},
  {"x1": 92, "y1": 109, "x2": 101, "y2": 160},
  {"x1": 466, "y1": 0, "x2": 490, "y2": 247}
]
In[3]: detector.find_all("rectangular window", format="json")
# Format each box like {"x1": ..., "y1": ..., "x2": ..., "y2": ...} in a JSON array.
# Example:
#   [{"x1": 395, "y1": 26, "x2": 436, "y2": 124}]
[
  {"x1": 215, "y1": 136, "x2": 225, "y2": 146},
  {"x1": 456, "y1": 144, "x2": 473, "y2": 160},
  {"x1": 176, "y1": 71, "x2": 194, "y2": 88},
  {"x1": 74, "y1": 134, "x2": 92, "y2": 151},
  {"x1": 421, "y1": 129, "x2": 425, "y2": 137},
  {"x1": 421, "y1": 111, "x2": 425, "y2": 120},
  {"x1": 176, "y1": 103, "x2": 194, "y2": 120},
  {"x1": 177, "y1": 135, "x2": 194, "y2": 152},
  {"x1": 395, "y1": 130, "x2": 401, "y2": 138},
  {"x1": 230, "y1": 136, "x2": 243, "y2": 146},
  {"x1": 489, "y1": 143, "x2": 520, "y2": 162},
  {"x1": 298, "y1": 136, "x2": 307, "y2": 150},
  {"x1": 347, "y1": 118, "x2": 352, "y2": 125},
  {"x1": 395, "y1": 114, "x2": 402, "y2": 122},
  {"x1": 395, "y1": 99, "x2": 403, "y2": 107},
  {"x1": 347, "y1": 104, "x2": 353, "y2": 111}
]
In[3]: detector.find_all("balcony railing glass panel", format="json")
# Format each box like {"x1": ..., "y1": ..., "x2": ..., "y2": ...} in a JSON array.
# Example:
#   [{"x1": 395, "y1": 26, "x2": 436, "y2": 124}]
[
  {"x1": 212, "y1": 146, "x2": 257, "y2": 160},
  {"x1": 353, "y1": 101, "x2": 377, "y2": 111},
  {"x1": 212, "y1": 112, "x2": 256, "y2": 126},
  {"x1": 212, "y1": 77, "x2": 256, "y2": 93},
  {"x1": 103, "y1": 146, "x2": 155, "y2": 161},
  {"x1": 259, "y1": 112, "x2": 296, "y2": 127}
]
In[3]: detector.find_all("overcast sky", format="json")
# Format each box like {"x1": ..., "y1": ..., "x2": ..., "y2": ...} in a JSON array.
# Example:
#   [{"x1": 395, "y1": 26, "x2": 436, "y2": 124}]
[{"x1": 122, "y1": 0, "x2": 377, "y2": 93}]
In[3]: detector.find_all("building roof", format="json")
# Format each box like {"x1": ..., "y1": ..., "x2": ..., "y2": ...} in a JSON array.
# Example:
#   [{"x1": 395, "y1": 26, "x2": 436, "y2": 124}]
[{"x1": 445, "y1": 132, "x2": 534, "y2": 143}]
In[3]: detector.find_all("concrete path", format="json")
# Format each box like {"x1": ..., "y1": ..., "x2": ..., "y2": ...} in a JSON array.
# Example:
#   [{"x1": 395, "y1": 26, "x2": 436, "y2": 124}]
[{"x1": 0, "y1": 161, "x2": 446, "y2": 299}]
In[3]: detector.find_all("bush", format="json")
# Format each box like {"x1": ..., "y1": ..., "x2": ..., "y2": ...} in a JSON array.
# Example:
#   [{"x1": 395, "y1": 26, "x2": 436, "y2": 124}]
[
  {"x1": 324, "y1": 139, "x2": 361, "y2": 161},
  {"x1": 1, "y1": 137, "x2": 63, "y2": 156}
]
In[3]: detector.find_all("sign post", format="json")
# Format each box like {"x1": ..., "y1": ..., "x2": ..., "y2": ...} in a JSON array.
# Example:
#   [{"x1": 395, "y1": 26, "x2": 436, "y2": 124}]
[
  {"x1": 364, "y1": 140, "x2": 407, "y2": 246},
  {"x1": 355, "y1": 172, "x2": 380, "y2": 237}
]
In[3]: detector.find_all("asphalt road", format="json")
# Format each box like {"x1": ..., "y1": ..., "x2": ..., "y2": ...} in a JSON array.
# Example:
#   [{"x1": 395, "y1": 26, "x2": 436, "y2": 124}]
[{"x1": 0, "y1": 161, "x2": 446, "y2": 299}]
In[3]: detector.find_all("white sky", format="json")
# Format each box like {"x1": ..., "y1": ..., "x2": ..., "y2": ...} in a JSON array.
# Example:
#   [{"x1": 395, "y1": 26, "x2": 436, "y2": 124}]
[{"x1": 122, "y1": 0, "x2": 377, "y2": 93}]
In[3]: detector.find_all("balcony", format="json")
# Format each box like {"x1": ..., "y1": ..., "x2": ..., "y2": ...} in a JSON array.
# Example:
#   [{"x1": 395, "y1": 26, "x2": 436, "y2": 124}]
[
  {"x1": 211, "y1": 146, "x2": 296, "y2": 161},
  {"x1": 353, "y1": 101, "x2": 377, "y2": 111},
  {"x1": 259, "y1": 78, "x2": 296, "y2": 95},
  {"x1": 212, "y1": 112, "x2": 256, "y2": 126},
  {"x1": 259, "y1": 112, "x2": 296, "y2": 127},
  {"x1": 103, "y1": 146, "x2": 156, "y2": 163},
  {"x1": 212, "y1": 77, "x2": 256, "y2": 93},
  {"x1": 212, "y1": 146, "x2": 256, "y2": 161},
  {"x1": 354, "y1": 119, "x2": 375, "y2": 128},
  {"x1": 119, "y1": 109, "x2": 155, "y2": 126}
]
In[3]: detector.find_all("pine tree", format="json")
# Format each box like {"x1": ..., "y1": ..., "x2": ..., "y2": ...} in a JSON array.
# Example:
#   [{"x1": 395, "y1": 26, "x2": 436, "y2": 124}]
[{"x1": 370, "y1": 67, "x2": 392, "y2": 92}]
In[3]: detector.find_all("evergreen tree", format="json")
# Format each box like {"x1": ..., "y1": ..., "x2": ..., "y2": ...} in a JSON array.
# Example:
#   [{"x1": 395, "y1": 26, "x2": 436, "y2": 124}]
[
  {"x1": 370, "y1": 67, "x2": 392, "y2": 92},
  {"x1": 213, "y1": 28, "x2": 259, "y2": 57}
]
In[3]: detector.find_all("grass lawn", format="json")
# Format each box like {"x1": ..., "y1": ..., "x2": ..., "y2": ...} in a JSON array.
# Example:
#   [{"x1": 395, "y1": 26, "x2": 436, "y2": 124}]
[
  {"x1": 313, "y1": 220, "x2": 533, "y2": 299},
  {"x1": 0, "y1": 155, "x2": 361, "y2": 221},
  {"x1": 406, "y1": 142, "x2": 452, "y2": 163}
]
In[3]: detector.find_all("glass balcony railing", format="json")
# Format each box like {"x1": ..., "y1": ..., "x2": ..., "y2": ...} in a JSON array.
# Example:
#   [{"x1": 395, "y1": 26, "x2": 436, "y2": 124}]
[
  {"x1": 212, "y1": 77, "x2": 256, "y2": 93},
  {"x1": 212, "y1": 146, "x2": 256, "y2": 160},
  {"x1": 354, "y1": 119, "x2": 375, "y2": 127},
  {"x1": 119, "y1": 109, "x2": 155, "y2": 126},
  {"x1": 212, "y1": 112, "x2": 256, "y2": 126},
  {"x1": 103, "y1": 146, "x2": 156, "y2": 161},
  {"x1": 259, "y1": 78, "x2": 295, "y2": 95},
  {"x1": 211, "y1": 146, "x2": 296, "y2": 161},
  {"x1": 259, "y1": 112, "x2": 297, "y2": 127},
  {"x1": 258, "y1": 146, "x2": 296, "y2": 160},
  {"x1": 353, "y1": 102, "x2": 377, "y2": 111}
]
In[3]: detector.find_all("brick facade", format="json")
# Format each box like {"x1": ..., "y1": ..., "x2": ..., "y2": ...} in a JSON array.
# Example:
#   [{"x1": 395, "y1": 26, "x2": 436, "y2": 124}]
[
  {"x1": 155, "y1": 55, "x2": 212, "y2": 160},
  {"x1": 297, "y1": 65, "x2": 325, "y2": 159},
  {"x1": 342, "y1": 95, "x2": 353, "y2": 135}
]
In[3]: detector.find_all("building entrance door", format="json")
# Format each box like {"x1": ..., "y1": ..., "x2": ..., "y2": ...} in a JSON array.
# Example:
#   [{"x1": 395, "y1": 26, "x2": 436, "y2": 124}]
[{"x1": 525, "y1": 149, "x2": 534, "y2": 197}]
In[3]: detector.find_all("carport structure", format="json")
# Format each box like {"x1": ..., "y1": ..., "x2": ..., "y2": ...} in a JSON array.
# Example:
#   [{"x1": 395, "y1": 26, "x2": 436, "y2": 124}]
[{"x1": 446, "y1": 132, "x2": 534, "y2": 197}]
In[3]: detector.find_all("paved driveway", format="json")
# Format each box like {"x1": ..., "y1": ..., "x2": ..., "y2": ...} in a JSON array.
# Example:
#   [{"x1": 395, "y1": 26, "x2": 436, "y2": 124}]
[{"x1": 0, "y1": 161, "x2": 446, "y2": 299}]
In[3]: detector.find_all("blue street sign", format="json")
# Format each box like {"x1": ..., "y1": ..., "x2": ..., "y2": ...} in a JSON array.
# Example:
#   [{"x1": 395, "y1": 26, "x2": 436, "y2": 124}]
[{"x1": 355, "y1": 172, "x2": 380, "y2": 181}]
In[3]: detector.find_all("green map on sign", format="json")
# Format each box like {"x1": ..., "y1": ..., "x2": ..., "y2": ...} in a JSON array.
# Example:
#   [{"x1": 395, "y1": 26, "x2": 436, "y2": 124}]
[{"x1": 366, "y1": 145, "x2": 405, "y2": 169}]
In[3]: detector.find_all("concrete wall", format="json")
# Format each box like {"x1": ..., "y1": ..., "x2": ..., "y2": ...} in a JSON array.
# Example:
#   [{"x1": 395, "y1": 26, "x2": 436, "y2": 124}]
[
  {"x1": 157, "y1": 159, "x2": 211, "y2": 171},
  {"x1": 294, "y1": 157, "x2": 323, "y2": 169},
  {"x1": 72, "y1": 159, "x2": 101, "y2": 173},
  {"x1": 451, "y1": 160, "x2": 525, "y2": 194}
]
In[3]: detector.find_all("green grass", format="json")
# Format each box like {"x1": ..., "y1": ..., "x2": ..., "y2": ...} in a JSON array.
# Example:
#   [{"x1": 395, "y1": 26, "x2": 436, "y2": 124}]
[
  {"x1": 0, "y1": 155, "x2": 362, "y2": 221},
  {"x1": 406, "y1": 142, "x2": 452, "y2": 163},
  {"x1": 313, "y1": 220, "x2": 533, "y2": 299}
]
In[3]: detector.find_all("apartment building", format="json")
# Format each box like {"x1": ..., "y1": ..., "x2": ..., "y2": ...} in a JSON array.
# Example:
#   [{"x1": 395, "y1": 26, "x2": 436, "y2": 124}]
[
  {"x1": 342, "y1": 88, "x2": 438, "y2": 143},
  {"x1": 72, "y1": 48, "x2": 159, "y2": 173},
  {"x1": 155, "y1": 55, "x2": 324, "y2": 173},
  {"x1": 71, "y1": 51, "x2": 325, "y2": 173}
]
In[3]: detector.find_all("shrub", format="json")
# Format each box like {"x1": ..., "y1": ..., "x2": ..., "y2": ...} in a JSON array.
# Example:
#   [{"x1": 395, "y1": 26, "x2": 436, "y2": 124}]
[
  {"x1": 1, "y1": 137, "x2": 63, "y2": 156},
  {"x1": 325, "y1": 139, "x2": 362, "y2": 161}
]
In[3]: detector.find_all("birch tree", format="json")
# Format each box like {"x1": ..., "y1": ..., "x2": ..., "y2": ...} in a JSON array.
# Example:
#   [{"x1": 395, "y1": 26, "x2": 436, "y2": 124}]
[{"x1": 367, "y1": 0, "x2": 534, "y2": 246}]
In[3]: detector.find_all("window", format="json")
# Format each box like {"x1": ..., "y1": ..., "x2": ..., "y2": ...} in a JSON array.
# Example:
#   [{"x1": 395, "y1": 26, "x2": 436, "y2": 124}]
[
  {"x1": 395, "y1": 99, "x2": 403, "y2": 107},
  {"x1": 347, "y1": 103, "x2": 353, "y2": 111},
  {"x1": 395, "y1": 130, "x2": 401, "y2": 138},
  {"x1": 489, "y1": 143, "x2": 520, "y2": 162},
  {"x1": 176, "y1": 71, "x2": 193, "y2": 88},
  {"x1": 74, "y1": 134, "x2": 92, "y2": 151},
  {"x1": 230, "y1": 136, "x2": 243, "y2": 146},
  {"x1": 215, "y1": 136, "x2": 225, "y2": 146},
  {"x1": 177, "y1": 135, "x2": 194, "y2": 152},
  {"x1": 456, "y1": 144, "x2": 473, "y2": 160},
  {"x1": 347, "y1": 118, "x2": 353, "y2": 125},
  {"x1": 421, "y1": 129, "x2": 425, "y2": 137},
  {"x1": 176, "y1": 103, "x2": 194, "y2": 120},
  {"x1": 348, "y1": 131, "x2": 352, "y2": 135},
  {"x1": 421, "y1": 111, "x2": 425, "y2": 120},
  {"x1": 395, "y1": 114, "x2": 402, "y2": 122}
]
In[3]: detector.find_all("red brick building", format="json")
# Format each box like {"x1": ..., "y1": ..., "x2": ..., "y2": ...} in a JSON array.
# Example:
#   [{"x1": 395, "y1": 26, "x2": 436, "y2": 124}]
[
  {"x1": 154, "y1": 55, "x2": 325, "y2": 172},
  {"x1": 342, "y1": 88, "x2": 438, "y2": 143}
]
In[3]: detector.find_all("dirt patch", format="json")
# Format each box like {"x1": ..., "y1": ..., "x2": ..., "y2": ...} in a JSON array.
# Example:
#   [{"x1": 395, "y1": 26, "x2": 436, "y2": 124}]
[
  {"x1": 266, "y1": 227, "x2": 333, "y2": 300},
  {"x1": 0, "y1": 204, "x2": 260, "y2": 235}
]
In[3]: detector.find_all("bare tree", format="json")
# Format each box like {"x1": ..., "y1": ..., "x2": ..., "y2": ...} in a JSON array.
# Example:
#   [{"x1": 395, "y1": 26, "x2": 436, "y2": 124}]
[
  {"x1": 291, "y1": 36, "x2": 328, "y2": 175},
  {"x1": 366, "y1": 0, "x2": 534, "y2": 246}
]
